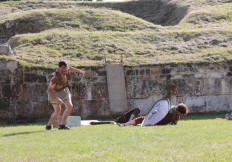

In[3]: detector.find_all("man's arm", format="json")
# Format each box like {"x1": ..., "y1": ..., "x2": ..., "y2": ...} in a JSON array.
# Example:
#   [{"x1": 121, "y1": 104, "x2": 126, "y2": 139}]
[
  {"x1": 170, "y1": 113, "x2": 180, "y2": 125},
  {"x1": 47, "y1": 80, "x2": 63, "y2": 104},
  {"x1": 47, "y1": 79, "x2": 56, "y2": 101},
  {"x1": 68, "y1": 67, "x2": 84, "y2": 74}
]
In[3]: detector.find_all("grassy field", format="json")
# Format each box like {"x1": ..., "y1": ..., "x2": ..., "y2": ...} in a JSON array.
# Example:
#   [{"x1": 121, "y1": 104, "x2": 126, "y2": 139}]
[{"x1": 1, "y1": 113, "x2": 232, "y2": 162}]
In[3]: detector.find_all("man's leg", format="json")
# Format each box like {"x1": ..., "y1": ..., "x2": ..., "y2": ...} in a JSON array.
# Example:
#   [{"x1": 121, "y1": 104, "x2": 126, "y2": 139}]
[
  {"x1": 46, "y1": 104, "x2": 62, "y2": 129},
  {"x1": 117, "y1": 116, "x2": 144, "y2": 126},
  {"x1": 115, "y1": 108, "x2": 141, "y2": 123},
  {"x1": 59, "y1": 99, "x2": 73, "y2": 126},
  {"x1": 126, "y1": 108, "x2": 141, "y2": 121},
  {"x1": 124, "y1": 119, "x2": 137, "y2": 126},
  {"x1": 128, "y1": 114, "x2": 136, "y2": 121}
]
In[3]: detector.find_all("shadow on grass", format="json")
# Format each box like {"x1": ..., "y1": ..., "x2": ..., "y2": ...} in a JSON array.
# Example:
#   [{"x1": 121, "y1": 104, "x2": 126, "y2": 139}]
[
  {"x1": 0, "y1": 118, "x2": 48, "y2": 127},
  {"x1": 2, "y1": 130, "x2": 46, "y2": 137},
  {"x1": 0, "y1": 112, "x2": 230, "y2": 127}
]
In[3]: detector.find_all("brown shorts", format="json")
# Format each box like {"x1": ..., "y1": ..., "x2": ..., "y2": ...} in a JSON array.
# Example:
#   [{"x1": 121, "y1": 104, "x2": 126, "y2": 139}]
[
  {"x1": 48, "y1": 87, "x2": 71, "y2": 105},
  {"x1": 134, "y1": 116, "x2": 145, "y2": 125}
]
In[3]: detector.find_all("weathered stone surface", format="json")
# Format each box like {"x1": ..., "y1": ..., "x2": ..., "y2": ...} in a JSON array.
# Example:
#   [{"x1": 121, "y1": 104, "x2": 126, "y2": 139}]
[
  {"x1": 91, "y1": 82, "x2": 108, "y2": 99},
  {"x1": 30, "y1": 84, "x2": 48, "y2": 102},
  {"x1": 6, "y1": 61, "x2": 17, "y2": 72},
  {"x1": 185, "y1": 95, "x2": 232, "y2": 112},
  {"x1": 0, "y1": 69, "x2": 11, "y2": 84},
  {"x1": 0, "y1": 60, "x2": 232, "y2": 120},
  {"x1": 24, "y1": 73, "x2": 47, "y2": 83},
  {"x1": 0, "y1": 60, "x2": 7, "y2": 70},
  {"x1": 2, "y1": 84, "x2": 11, "y2": 99},
  {"x1": 14, "y1": 102, "x2": 49, "y2": 119},
  {"x1": 106, "y1": 63, "x2": 127, "y2": 113},
  {"x1": 72, "y1": 82, "x2": 88, "y2": 99},
  {"x1": 0, "y1": 44, "x2": 13, "y2": 55},
  {"x1": 73, "y1": 99, "x2": 110, "y2": 118},
  {"x1": 126, "y1": 69, "x2": 139, "y2": 76},
  {"x1": 0, "y1": 109, "x2": 12, "y2": 119},
  {"x1": 12, "y1": 68, "x2": 23, "y2": 84},
  {"x1": 125, "y1": 62, "x2": 232, "y2": 114}
]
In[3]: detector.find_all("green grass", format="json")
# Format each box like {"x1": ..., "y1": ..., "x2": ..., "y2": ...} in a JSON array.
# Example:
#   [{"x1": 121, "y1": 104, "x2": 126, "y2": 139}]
[
  {"x1": 0, "y1": 1, "x2": 232, "y2": 68},
  {"x1": 0, "y1": 113, "x2": 232, "y2": 161},
  {"x1": 6, "y1": 29, "x2": 232, "y2": 67},
  {"x1": 180, "y1": 4, "x2": 232, "y2": 27},
  {"x1": 0, "y1": 9, "x2": 157, "y2": 32}
]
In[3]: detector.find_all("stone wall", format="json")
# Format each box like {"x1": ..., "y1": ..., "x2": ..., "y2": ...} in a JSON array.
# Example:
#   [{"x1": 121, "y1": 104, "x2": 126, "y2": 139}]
[
  {"x1": 125, "y1": 62, "x2": 232, "y2": 115},
  {"x1": 0, "y1": 60, "x2": 110, "y2": 120},
  {"x1": 0, "y1": 60, "x2": 232, "y2": 120},
  {"x1": 0, "y1": 60, "x2": 51, "y2": 120}
]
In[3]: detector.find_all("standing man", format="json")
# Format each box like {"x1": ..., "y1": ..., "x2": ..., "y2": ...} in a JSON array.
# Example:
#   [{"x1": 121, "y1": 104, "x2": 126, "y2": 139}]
[{"x1": 46, "y1": 61, "x2": 84, "y2": 130}]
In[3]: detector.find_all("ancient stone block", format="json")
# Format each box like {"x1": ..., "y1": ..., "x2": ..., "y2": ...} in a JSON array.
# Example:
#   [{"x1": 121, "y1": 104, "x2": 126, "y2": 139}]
[
  {"x1": 226, "y1": 72, "x2": 232, "y2": 77},
  {"x1": 148, "y1": 80, "x2": 163, "y2": 96},
  {"x1": 0, "y1": 60, "x2": 7, "y2": 70},
  {"x1": 75, "y1": 99, "x2": 110, "y2": 119},
  {"x1": 171, "y1": 79, "x2": 190, "y2": 96},
  {"x1": 185, "y1": 96, "x2": 206, "y2": 112},
  {"x1": 91, "y1": 82, "x2": 108, "y2": 99},
  {"x1": 6, "y1": 61, "x2": 17, "y2": 72},
  {"x1": 84, "y1": 71, "x2": 97, "y2": 77},
  {"x1": 2, "y1": 84, "x2": 11, "y2": 99},
  {"x1": 139, "y1": 69, "x2": 145, "y2": 75},
  {"x1": 71, "y1": 82, "x2": 88, "y2": 100},
  {"x1": 192, "y1": 79, "x2": 204, "y2": 96},
  {"x1": 13, "y1": 68, "x2": 23, "y2": 84},
  {"x1": 0, "y1": 44, "x2": 13, "y2": 55},
  {"x1": 24, "y1": 73, "x2": 47, "y2": 83},
  {"x1": 162, "y1": 68, "x2": 171, "y2": 74},
  {"x1": 0, "y1": 69, "x2": 11, "y2": 84},
  {"x1": 14, "y1": 102, "x2": 32, "y2": 118},
  {"x1": 126, "y1": 69, "x2": 138, "y2": 76},
  {"x1": 89, "y1": 77, "x2": 99, "y2": 82},
  {"x1": 130, "y1": 79, "x2": 150, "y2": 98},
  {"x1": 140, "y1": 68, "x2": 151, "y2": 76},
  {"x1": 211, "y1": 78, "x2": 222, "y2": 95},
  {"x1": 150, "y1": 69, "x2": 161, "y2": 75},
  {"x1": 31, "y1": 102, "x2": 48, "y2": 118},
  {"x1": 127, "y1": 97, "x2": 155, "y2": 115},
  {"x1": 205, "y1": 95, "x2": 230, "y2": 112},
  {"x1": 97, "y1": 69, "x2": 106, "y2": 76},
  {"x1": 30, "y1": 84, "x2": 48, "y2": 102},
  {"x1": 0, "y1": 98, "x2": 10, "y2": 110},
  {"x1": 230, "y1": 66, "x2": 232, "y2": 72},
  {"x1": 221, "y1": 78, "x2": 231, "y2": 95}
]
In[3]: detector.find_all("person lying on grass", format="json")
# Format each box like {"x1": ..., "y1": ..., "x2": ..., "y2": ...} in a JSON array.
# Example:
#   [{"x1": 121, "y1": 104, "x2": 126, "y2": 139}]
[{"x1": 116, "y1": 103, "x2": 188, "y2": 126}]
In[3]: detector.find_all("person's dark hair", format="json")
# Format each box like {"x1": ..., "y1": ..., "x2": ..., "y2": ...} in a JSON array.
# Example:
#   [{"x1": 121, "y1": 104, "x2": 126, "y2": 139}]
[
  {"x1": 176, "y1": 103, "x2": 188, "y2": 115},
  {"x1": 58, "y1": 61, "x2": 67, "y2": 67}
]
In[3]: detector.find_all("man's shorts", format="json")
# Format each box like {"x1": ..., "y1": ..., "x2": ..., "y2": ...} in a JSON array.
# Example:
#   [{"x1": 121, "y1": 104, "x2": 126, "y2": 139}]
[
  {"x1": 135, "y1": 116, "x2": 145, "y2": 125},
  {"x1": 115, "y1": 108, "x2": 141, "y2": 123},
  {"x1": 48, "y1": 87, "x2": 71, "y2": 105}
]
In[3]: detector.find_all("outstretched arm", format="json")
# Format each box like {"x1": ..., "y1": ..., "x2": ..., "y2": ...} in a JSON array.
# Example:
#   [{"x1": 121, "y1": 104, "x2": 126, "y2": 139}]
[
  {"x1": 170, "y1": 113, "x2": 180, "y2": 125},
  {"x1": 69, "y1": 67, "x2": 84, "y2": 74}
]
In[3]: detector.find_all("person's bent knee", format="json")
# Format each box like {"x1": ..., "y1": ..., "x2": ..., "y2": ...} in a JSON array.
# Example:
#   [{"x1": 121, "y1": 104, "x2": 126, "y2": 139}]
[
  {"x1": 135, "y1": 116, "x2": 144, "y2": 125},
  {"x1": 54, "y1": 109, "x2": 61, "y2": 115},
  {"x1": 66, "y1": 105, "x2": 73, "y2": 112},
  {"x1": 133, "y1": 108, "x2": 141, "y2": 116}
]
